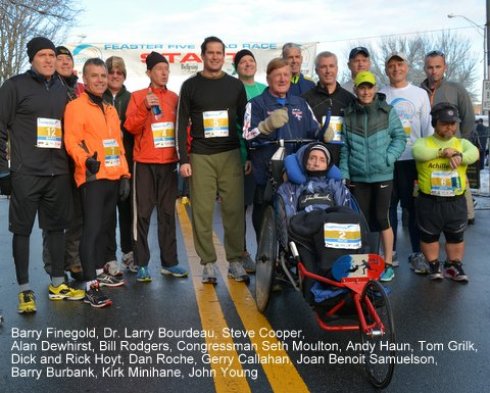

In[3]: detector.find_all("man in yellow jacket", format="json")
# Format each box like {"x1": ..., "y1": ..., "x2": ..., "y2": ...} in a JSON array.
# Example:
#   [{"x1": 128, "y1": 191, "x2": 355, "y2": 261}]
[
  {"x1": 64, "y1": 58, "x2": 130, "y2": 308},
  {"x1": 412, "y1": 102, "x2": 478, "y2": 282}
]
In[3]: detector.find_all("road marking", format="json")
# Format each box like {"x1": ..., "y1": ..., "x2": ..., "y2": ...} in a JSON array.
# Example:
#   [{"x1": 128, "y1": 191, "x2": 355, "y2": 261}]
[
  {"x1": 177, "y1": 203, "x2": 251, "y2": 393},
  {"x1": 177, "y1": 203, "x2": 309, "y2": 393}
]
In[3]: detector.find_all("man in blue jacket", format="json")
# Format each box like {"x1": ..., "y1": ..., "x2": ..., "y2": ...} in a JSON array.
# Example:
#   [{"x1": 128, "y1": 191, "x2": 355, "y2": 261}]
[
  {"x1": 281, "y1": 43, "x2": 315, "y2": 96},
  {"x1": 243, "y1": 57, "x2": 319, "y2": 240}
]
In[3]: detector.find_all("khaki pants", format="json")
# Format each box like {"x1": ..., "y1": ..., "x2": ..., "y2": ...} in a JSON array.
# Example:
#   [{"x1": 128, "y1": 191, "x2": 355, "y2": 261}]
[{"x1": 190, "y1": 150, "x2": 244, "y2": 264}]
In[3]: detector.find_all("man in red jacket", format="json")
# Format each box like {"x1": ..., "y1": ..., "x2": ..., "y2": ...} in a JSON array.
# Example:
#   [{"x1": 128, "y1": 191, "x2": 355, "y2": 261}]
[{"x1": 125, "y1": 51, "x2": 188, "y2": 282}]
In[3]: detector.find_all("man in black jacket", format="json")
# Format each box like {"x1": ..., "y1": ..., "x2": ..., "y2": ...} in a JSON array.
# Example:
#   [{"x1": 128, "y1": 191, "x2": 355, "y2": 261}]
[
  {"x1": 0, "y1": 37, "x2": 84, "y2": 314},
  {"x1": 303, "y1": 51, "x2": 355, "y2": 165}
]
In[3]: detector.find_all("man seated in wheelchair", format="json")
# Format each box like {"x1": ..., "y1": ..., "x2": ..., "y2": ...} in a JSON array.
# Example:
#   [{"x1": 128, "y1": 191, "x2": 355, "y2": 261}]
[{"x1": 275, "y1": 142, "x2": 370, "y2": 304}]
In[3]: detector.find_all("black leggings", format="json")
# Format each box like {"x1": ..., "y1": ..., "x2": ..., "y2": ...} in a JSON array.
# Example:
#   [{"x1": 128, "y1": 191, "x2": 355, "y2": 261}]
[
  {"x1": 350, "y1": 181, "x2": 393, "y2": 231},
  {"x1": 79, "y1": 180, "x2": 119, "y2": 281}
]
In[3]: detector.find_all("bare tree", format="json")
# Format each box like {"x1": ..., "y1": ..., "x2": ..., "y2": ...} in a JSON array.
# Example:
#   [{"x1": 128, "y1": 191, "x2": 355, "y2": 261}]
[
  {"x1": 0, "y1": 0, "x2": 80, "y2": 84},
  {"x1": 340, "y1": 30, "x2": 479, "y2": 100}
]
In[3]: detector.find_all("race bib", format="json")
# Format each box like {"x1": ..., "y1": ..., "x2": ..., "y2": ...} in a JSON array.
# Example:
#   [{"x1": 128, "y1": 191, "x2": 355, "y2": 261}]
[
  {"x1": 103, "y1": 139, "x2": 121, "y2": 167},
  {"x1": 36, "y1": 118, "x2": 62, "y2": 149},
  {"x1": 324, "y1": 222, "x2": 362, "y2": 249},
  {"x1": 430, "y1": 171, "x2": 460, "y2": 196},
  {"x1": 203, "y1": 110, "x2": 229, "y2": 138},
  {"x1": 151, "y1": 122, "x2": 175, "y2": 148},
  {"x1": 322, "y1": 115, "x2": 343, "y2": 142}
]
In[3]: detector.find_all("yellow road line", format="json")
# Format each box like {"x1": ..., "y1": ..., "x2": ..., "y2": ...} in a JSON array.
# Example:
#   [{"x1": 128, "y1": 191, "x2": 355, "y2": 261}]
[
  {"x1": 177, "y1": 203, "x2": 251, "y2": 393},
  {"x1": 213, "y1": 235, "x2": 310, "y2": 393}
]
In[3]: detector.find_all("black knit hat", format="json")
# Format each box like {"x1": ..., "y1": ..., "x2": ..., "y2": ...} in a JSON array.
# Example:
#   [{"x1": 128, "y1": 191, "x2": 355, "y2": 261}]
[
  {"x1": 146, "y1": 51, "x2": 168, "y2": 70},
  {"x1": 55, "y1": 46, "x2": 73, "y2": 60},
  {"x1": 234, "y1": 49, "x2": 255, "y2": 69},
  {"x1": 27, "y1": 37, "x2": 56, "y2": 62}
]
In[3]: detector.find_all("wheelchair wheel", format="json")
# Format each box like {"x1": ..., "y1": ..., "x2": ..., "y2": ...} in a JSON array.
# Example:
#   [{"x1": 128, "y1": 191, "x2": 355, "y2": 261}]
[
  {"x1": 255, "y1": 205, "x2": 277, "y2": 312},
  {"x1": 359, "y1": 280, "x2": 395, "y2": 389}
]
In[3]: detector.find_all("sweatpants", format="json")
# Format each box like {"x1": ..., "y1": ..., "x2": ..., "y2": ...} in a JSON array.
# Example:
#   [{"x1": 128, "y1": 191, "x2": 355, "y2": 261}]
[
  {"x1": 189, "y1": 149, "x2": 244, "y2": 264},
  {"x1": 132, "y1": 162, "x2": 178, "y2": 268}
]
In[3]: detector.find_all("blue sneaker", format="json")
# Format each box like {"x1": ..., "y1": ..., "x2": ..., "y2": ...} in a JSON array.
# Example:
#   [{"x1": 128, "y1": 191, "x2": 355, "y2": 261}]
[
  {"x1": 160, "y1": 265, "x2": 188, "y2": 278},
  {"x1": 136, "y1": 266, "x2": 152, "y2": 282},
  {"x1": 380, "y1": 266, "x2": 395, "y2": 282}
]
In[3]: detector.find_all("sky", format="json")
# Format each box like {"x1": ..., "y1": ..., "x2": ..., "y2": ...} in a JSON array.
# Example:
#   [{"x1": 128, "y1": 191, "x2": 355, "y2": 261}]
[{"x1": 67, "y1": 0, "x2": 486, "y2": 99}]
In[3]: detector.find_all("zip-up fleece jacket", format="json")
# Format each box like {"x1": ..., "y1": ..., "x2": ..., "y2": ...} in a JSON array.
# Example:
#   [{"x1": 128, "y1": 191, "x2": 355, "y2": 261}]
[
  {"x1": 420, "y1": 78, "x2": 475, "y2": 139},
  {"x1": 64, "y1": 92, "x2": 130, "y2": 187},
  {"x1": 0, "y1": 70, "x2": 69, "y2": 176},
  {"x1": 124, "y1": 86, "x2": 178, "y2": 164},
  {"x1": 340, "y1": 93, "x2": 406, "y2": 183}
]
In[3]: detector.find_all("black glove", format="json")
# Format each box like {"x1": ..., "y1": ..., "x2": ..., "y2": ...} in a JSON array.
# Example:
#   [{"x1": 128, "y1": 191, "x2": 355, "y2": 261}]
[
  {"x1": 119, "y1": 177, "x2": 130, "y2": 201},
  {"x1": 0, "y1": 174, "x2": 12, "y2": 196},
  {"x1": 85, "y1": 152, "x2": 100, "y2": 174}
]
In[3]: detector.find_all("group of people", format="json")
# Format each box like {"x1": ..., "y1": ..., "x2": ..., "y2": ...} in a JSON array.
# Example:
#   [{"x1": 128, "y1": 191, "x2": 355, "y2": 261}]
[{"x1": 0, "y1": 35, "x2": 479, "y2": 314}]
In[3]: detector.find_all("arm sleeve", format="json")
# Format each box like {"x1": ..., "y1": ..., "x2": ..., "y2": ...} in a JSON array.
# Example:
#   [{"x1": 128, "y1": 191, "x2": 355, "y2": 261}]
[
  {"x1": 242, "y1": 100, "x2": 262, "y2": 141},
  {"x1": 457, "y1": 86, "x2": 476, "y2": 139},
  {"x1": 386, "y1": 109, "x2": 407, "y2": 164},
  {"x1": 63, "y1": 102, "x2": 91, "y2": 170},
  {"x1": 124, "y1": 93, "x2": 148, "y2": 135},
  {"x1": 176, "y1": 82, "x2": 191, "y2": 164},
  {"x1": 420, "y1": 93, "x2": 434, "y2": 137},
  {"x1": 0, "y1": 80, "x2": 15, "y2": 173},
  {"x1": 412, "y1": 137, "x2": 438, "y2": 162},
  {"x1": 461, "y1": 139, "x2": 479, "y2": 165}
]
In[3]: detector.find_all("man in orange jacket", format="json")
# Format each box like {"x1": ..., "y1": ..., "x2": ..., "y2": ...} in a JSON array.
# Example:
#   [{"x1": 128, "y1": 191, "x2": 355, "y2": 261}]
[
  {"x1": 124, "y1": 51, "x2": 188, "y2": 282},
  {"x1": 64, "y1": 58, "x2": 130, "y2": 308}
]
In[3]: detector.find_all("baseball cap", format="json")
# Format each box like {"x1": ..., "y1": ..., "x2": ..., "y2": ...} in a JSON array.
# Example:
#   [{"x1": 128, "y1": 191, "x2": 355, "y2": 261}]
[
  {"x1": 385, "y1": 52, "x2": 408, "y2": 65},
  {"x1": 354, "y1": 71, "x2": 376, "y2": 87},
  {"x1": 431, "y1": 102, "x2": 461, "y2": 123},
  {"x1": 349, "y1": 46, "x2": 370, "y2": 60}
]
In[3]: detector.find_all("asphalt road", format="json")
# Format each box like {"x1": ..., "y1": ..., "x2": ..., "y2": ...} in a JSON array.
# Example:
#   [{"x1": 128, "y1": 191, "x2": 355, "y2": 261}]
[{"x1": 1, "y1": 193, "x2": 489, "y2": 393}]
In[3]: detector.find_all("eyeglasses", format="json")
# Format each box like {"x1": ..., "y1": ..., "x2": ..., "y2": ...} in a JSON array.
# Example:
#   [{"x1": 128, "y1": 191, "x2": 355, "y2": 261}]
[
  {"x1": 425, "y1": 50, "x2": 445, "y2": 58},
  {"x1": 109, "y1": 70, "x2": 125, "y2": 76}
]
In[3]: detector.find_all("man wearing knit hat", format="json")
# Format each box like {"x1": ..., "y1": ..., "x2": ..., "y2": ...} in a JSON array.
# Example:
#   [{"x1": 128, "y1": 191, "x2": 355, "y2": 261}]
[
  {"x1": 0, "y1": 36, "x2": 84, "y2": 314},
  {"x1": 42, "y1": 44, "x2": 86, "y2": 282},
  {"x1": 234, "y1": 49, "x2": 266, "y2": 273},
  {"x1": 125, "y1": 51, "x2": 188, "y2": 282}
]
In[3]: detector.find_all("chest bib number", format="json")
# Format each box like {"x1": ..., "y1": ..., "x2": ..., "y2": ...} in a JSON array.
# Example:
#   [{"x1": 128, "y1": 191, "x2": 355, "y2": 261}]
[
  {"x1": 203, "y1": 110, "x2": 229, "y2": 138},
  {"x1": 37, "y1": 118, "x2": 62, "y2": 148},
  {"x1": 103, "y1": 139, "x2": 121, "y2": 167},
  {"x1": 151, "y1": 122, "x2": 175, "y2": 148},
  {"x1": 430, "y1": 171, "x2": 461, "y2": 196},
  {"x1": 324, "y1": 222, "x2": 362, "y2": 249},
  {"x1": 322, "y1": 115, "x2": 343, "y2": 142}
]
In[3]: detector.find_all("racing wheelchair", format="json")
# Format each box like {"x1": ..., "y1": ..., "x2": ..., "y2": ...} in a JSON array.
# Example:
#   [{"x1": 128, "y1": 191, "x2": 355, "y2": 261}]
[{"x1": 253, "y1": 139, "x2": 396, "y2": 388}]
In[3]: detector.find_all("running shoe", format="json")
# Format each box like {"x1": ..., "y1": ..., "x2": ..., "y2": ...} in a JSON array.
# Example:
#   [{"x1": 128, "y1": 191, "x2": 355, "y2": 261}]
[
  {"x1": 428, "y1": 261, "x2": 443, "y2": 281},
  {"x1": 242, "y1": 252, "x2": 256, "y2": 273},
  {"x1": 18, "y1": 290, "x2": 36, "y2": 314},
  {"x1": 136, "y1": 266, "x2": 152, "y2": 282},
  {"x1": 84, "y1": 282, "x2": 112, "y2": 308},
  {"x1": 104, "y1": 260, "x2": 123, "y2": 277},
  {"x1": 380, "y1": 265, "x2": 395, "y2": 282},
  {"x1": 97, "y1": 273, "x2": 125, "y2": 287},
  {"x1": 202, "y1": 263, "x2": 217, "y2": 285},
  {"x1": 443, "y1": 261, "x2": 469, "y2": 282},
  {"x1": 48, "y1": 283, "x2": 85, "y2": 301},
  {"x1": 228, "y1": 261, "x2": 249, "y2": 283},
  {"x1": 409, "y1": 252, "x2": 430, "y2": 274},
  {"x1": 160, "y1": 265, "x2": 188, "y2": 278},
  {"x1": 122, "y1": 251, "x2": 137, "y2": 273}
]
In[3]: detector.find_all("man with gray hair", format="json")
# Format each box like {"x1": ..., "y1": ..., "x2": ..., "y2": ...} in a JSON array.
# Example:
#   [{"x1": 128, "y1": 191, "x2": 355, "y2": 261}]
[
  {"x1": 302, "y1": 51, "x2": 355, "y2": 165},
  {"x1": 282, "y1": 42, "x2": 315, "y2": 96}
]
